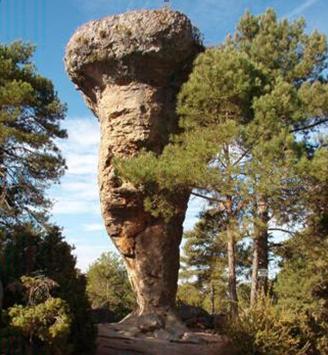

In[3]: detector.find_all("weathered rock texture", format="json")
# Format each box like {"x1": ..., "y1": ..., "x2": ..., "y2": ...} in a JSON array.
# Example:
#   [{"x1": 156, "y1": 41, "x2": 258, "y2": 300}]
[
  {"x1": 96, "y1": 324, "x2": 237, "y2": 355},
  {"x1": 65, "y1": 8, "x2": 202, "y2": 338}
]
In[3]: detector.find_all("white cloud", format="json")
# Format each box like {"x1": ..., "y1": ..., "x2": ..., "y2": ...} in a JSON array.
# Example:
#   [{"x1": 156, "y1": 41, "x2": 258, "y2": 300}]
[
  {"x1": 65, "y1": 153, "x2": 98, "y2": 175},
  {"x1": 183, "y1": 195, "x2": 207, "y2": 231},
  {"x1": 58, "y1": 118, "x2": 100, "y2": 176},
  {"x1": 60, "y1": 180, "x2": 99, "y2": 200},
  {"x1": 64, "y1": 119, "x2": 100, "y2": 148},
  {"x1": 285, "y1": 0, "x2": 319, "y2": 18},
  {"x1": 52, "y1": 197, "x2": 100, "y2": 215},
  {"x1": 50, "y1": 117, "x2": 101, "y2": 215},
  {"x1": 83, "y1": 223, "x2": 105, "y2": 232}
]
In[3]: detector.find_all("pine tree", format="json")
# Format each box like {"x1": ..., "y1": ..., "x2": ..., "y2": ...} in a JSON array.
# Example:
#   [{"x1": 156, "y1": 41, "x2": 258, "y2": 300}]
[
  {"x1": 0, "y1": 224, "x2": 96, "y2": 354},
  {"x1": 231, "y1": 9, "x2": 328, "y2": 305},
  {"x1": 86, "y1": 252, "x2": 136, "y2": 320},
  {"x1": 275, "y1": 148, "x2": 328, "y2": 353},
  {"x1": 117, "y1": 46, "x2": 266, "y2": 317},
  {"x1": 0, "y1": 41, "x2": 67, "y2": 226},
  {"x1": 116, "y1": 9, "x2": 328, "y2": 316},
  {"x1": 180, "y1": 209, "x2": 251, "y2": 314}
]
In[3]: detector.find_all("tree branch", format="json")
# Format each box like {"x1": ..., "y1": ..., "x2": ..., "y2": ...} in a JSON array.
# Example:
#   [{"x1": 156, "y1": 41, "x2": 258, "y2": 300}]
[
  {"x1": 268, "y1": 228, "x2": 295, "y2": 235},
  {"x1": 291, "y1": 118, "x2": 328, "y2": 133},
  {"x1": 232, "y1": 146, "x2": 252, "y2": 167},
  {"x1": 191, "y1": 191, "x2": 224, "y2": 204}
]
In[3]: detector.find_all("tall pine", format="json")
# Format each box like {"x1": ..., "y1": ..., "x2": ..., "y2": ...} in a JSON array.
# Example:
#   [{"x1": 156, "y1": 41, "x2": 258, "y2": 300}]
[
  {"x1": 117, "y1": 9, "x2": 328, "y2": 315},
  {"x1": 0, "y1": 41, "x2": 67, "y2": 226}
]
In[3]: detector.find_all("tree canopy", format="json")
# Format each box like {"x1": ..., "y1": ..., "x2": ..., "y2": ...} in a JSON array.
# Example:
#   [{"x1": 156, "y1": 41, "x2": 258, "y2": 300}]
[
  {"x1": 86, "y1": 252, "x2": 135, "y2": 320},
  {"x1": 116, "y1": 8, "x2": 328, "y2": 317},
  {"x1": 0, "y1": 223, "x2": 96, "y2": 354},
  {"x1": 0, "y1": 41, "x2": 67, "y2": 227}
]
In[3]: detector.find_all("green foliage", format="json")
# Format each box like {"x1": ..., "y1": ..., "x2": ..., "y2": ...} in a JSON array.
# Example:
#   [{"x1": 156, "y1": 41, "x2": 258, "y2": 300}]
[
  {"x1": 86, "y1": 252, "x2": 135, "y2": 320},
  {"x1": 18, "y1": 275, "x2": 59, "y2": 306},
  {"x1": 177, "y1": 283, "x2": 205, "y2": 309},
  {"x1": 179, "y1": 209, "x2": 251, "y2": 313},
  {"x1": 0, "y1": 41, "x2": 67, "y2": 226},
  {"x1": 9, "y1": 297, "x2": 71, "y2": 346},
  {"x1": 275, "y1": 258, "x2": 328, "y2": 354},
  {"x1": 224, "y1": 294, "x2": 308, "y2": 355},
  {"x1": 4, "y1": 274, "x2": 72, "y2": 353},
  {"x1": 0, "y1": 224, "x2": 96, "y2": 354},
  {"x1": 117, "y1": 9, "x2": 328, "y2": 225},
  {"x1": 275, "y1": 227, "x2": 328, "y2": 352},
  {"x1": 235, "y1": 9, "x2": 327, "y2": 83},
  {"x1": 177, "y1": 47, "x2": 265, "y2": 129}
]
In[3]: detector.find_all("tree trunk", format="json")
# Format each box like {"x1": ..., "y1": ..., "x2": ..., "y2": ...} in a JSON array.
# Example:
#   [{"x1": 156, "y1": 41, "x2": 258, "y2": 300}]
[
  {"x1": 250, "y1": 199, "x2": 269, "y2": 306},
  {"x1": 0, "y1": 279, "x2": 3, "y2": 314},
  {"x1": 0, "y1": 150, "x2": 4, "y2": 317},
  {"x1": 210, "y1": 283, "x2": 215, "y2": 315},
  {"x1": 250, "y1": 239, "x2": 259, "y2": 306},
  {"x1": 226, "y1": 221, "x2": 238, "y2": 318}
]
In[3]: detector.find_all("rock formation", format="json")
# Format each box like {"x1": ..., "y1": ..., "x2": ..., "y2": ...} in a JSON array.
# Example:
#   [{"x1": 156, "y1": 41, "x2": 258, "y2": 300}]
[{"x1": 65, "y1": 8, "x2": 202, "y2": 339}]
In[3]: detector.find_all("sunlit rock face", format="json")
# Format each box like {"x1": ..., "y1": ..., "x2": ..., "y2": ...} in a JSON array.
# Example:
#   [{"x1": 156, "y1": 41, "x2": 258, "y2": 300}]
[{"x1": 65, "y1": 8, "x2": 202, "y2": 339}]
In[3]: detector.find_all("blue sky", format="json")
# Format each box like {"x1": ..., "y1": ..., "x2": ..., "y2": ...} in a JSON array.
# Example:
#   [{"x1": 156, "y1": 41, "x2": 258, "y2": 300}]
[{"x1": 1, "y1": 0, "x2": 327, "y2": 271}]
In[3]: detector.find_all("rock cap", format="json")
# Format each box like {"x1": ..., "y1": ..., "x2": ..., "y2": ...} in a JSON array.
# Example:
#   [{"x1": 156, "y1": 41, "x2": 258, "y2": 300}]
[{"x1": 65, "y1": 8, "x2": 203, "y2": 91}]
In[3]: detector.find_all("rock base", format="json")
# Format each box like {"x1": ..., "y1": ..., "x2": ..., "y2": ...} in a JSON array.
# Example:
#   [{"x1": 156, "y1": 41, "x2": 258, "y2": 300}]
[
  {"x1": 114, "y1": 310, "x2": 189, "y2": 341},
  {"x1": 96, "y1": 323, "x2": 237, "y2": 355}
]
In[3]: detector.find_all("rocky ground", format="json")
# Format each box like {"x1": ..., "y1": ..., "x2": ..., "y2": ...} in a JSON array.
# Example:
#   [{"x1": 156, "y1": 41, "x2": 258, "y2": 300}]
[{"x1": 96, "y1": 323, "x2": 237, "y2": 355}]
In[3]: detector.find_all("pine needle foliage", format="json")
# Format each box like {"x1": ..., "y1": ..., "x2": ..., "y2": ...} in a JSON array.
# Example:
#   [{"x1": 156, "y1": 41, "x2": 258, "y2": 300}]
[
  {"x1": 116, "y1": 9, "x2": 328, "y2": 317},
  {"x1": 0, "y1": 41, "x2": 67, "y2": 226},
  {"x1": 116, "y1": 9, "x2": 328, "y2": 227}
]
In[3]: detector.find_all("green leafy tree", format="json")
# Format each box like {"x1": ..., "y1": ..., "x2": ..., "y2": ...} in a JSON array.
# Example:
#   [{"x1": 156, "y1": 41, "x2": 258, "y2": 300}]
[
  {"x1": 0, "y1": 40, "x2": 94, "y2": 354},
  {"x1": 86, "y1": 252, "x2": 135, "y2": 320},
  {"x1": 0, "y1": 41, "x2": 66, "y2": 226},
  {"x1": 116, "y1": 9, "x2": 328, "y2": 316},
  {"x1": 179, "y1": 209, "x2": 251, "y2": 314},
  {"x1": 230, "y1": 9, "x2": 328, "y2": 305},
  {"x1": 177, "y1": 283, "x2": 205, "y2": 309},
  {"x1": 274, "y1": 148, "x2": 328, "y2": 354},
  {"x1": 0, "y1": 224, "x2": 96, "y2": 354}
]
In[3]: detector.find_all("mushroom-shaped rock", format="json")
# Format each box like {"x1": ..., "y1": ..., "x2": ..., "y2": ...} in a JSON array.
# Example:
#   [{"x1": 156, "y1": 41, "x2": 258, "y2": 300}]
[{"x1": 65, "y1": 9, "x2": 202, "y2": 339}]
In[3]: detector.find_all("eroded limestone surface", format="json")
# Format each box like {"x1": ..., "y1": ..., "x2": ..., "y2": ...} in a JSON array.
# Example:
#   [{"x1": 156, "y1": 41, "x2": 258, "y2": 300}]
[
  {"x1": 65, "y1": 8, "x2": 202, "y2": 339},
  {"x1": 96, "y1": 324, "x2": 237, "y2": 355}
]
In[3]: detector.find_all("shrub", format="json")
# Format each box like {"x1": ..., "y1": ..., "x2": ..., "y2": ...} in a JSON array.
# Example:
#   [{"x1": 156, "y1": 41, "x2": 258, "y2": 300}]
[
  {"x1": 223, "y1": 293, "x2": 309, "y2": 355},
  {"x1": 9, "y1": 298, "x2": 71, "y2": 346},
  {"x1": 6, "y1": 275, "x2": 72, "y2": 354}
]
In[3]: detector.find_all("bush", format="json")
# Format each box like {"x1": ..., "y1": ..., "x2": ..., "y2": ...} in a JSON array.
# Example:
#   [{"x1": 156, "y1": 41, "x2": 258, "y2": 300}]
[
  {"x1": 223, "y1": 293, "x2": 308, "y2": 355},
  {"x1": 4, "y1": 275, "x2": 72, "y2": 354},
  {"x1": 9, "y1": 298, "x2": 71, "y2": 347}
]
